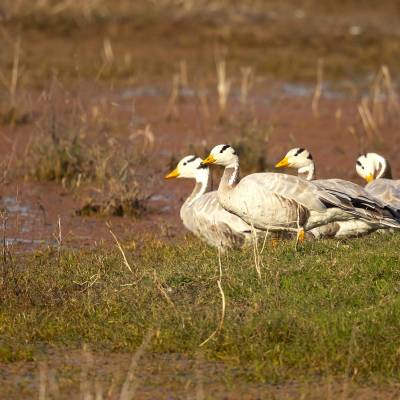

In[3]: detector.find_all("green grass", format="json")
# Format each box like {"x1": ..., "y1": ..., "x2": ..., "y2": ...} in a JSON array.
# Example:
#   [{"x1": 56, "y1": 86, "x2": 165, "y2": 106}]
[{"x1": 1, "y1": 233, "x2": 400, "y2": 384}]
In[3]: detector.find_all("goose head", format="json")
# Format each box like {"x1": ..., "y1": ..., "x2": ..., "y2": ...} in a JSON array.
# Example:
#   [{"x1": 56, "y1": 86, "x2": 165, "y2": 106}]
[
  {"x1": 201, "y1": 144, "x2": 238, "y2": 168},
  {"x1": 356, "y1": 153, "x2": 392, "y2": 182},
  {"x1": 165, "y1": 155, "x2": 207, "y2": 180},
  {"x1": 275, "y1": 148, "x2": 315, "y2": 180},
  {"x1": 275, "y1": 148, "x2": 313, "y2": 169}
]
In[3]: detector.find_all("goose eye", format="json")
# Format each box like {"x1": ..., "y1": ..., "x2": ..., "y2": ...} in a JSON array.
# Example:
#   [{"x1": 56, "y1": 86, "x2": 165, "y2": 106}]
[
  {"x1": 183, "y1": 162, "x2": 187, "y2": 166},
  {"x1": 356, "y1": 160, "x2": 365, "y2": 169}
]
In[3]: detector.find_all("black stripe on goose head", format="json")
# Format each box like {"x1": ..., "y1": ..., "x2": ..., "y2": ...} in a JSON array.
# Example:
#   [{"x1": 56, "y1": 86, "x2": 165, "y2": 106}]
[
  {"x1": 183, "y1": 155, "x2": 198, "y2": 166},
  {"x1": 220, "y1": 144, "x2": 231, "y2": 153},
  {"x1": 294, "y1": 148, "x2": 305, "y2": 156},
  {"x1": 186, "y1": 155, "x2": 197, "y2": 163},
  {"x1": 307, "y1": 153, "x2": 313, "y2": 160},
  {"x1": 219, "y1": 144, "x2": 237, "y2": 155},
  {"x1": 356, "y1": 160, "x2": 362, "y2": 167}
]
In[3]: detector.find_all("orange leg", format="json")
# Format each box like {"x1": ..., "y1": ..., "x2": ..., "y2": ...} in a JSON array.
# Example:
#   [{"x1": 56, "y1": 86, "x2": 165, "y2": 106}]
[{"x1": 296, "y1": 228, "x2": 305, "y2": 244}]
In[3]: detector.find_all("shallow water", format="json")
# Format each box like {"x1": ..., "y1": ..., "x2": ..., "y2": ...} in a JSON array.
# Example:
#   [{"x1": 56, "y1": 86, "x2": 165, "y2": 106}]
[{"x1": 1, "y1": 196, "x2": 32, "y2": 216}]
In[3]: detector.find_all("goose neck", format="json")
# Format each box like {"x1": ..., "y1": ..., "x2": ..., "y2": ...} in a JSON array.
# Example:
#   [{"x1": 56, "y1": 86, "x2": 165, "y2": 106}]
[
  {"x1": 221, "y1": 161, "x2": 240, "y2": 189},
  {"x1": 185, "y1": 167, "x2": 211, "y2": 206},
  {"x1": 298, "y1": 163, "x2": 315, "y2": 181},
  {"x1": 375, "y1": 155, "x2": 392, "y2": 179}
]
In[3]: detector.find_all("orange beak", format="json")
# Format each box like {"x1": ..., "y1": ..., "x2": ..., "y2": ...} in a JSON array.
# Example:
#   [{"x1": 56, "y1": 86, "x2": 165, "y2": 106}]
[
  {"x1": 201, "y1": 154, "x2": 217, "y2": 166},
  {"x1": 365, "y1": 174, "x2": 374, "y2": 183},
  {"x1": 275, "y1": 156, "x2": 289, "y2": 168},
  {"x1": 165, "y1": 168, "x2": 180, "y2": 179}
]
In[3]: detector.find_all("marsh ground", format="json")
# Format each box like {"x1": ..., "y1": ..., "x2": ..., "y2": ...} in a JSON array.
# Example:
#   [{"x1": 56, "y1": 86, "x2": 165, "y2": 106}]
[{"x1": 1, "y1": 1, "x2": 400, "y2": 398}]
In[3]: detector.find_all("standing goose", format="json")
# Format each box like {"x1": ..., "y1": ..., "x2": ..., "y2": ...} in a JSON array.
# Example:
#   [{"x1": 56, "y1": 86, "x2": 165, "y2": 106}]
[
  {"x1": 356, "y1": 153, "x2": 400, "y2": 209},
  {"x1": 201, "y1": 144, "x2": 380, "y2": 238},
  {"x1": 165, "y1": 155, "x2": 266, "y2": 250},
  {"x1": 275, "y1": 148, "x2": 400, "y2": 237}
]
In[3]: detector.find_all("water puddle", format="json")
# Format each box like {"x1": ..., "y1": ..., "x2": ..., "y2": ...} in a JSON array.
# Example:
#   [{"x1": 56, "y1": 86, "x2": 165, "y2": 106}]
[
  {"x1": 116, "y1": 82, "x2": 346, "y2": 106},
  {"x1": 149, "y1": 193, "x2": 173, "y2": 213},
  {"x1": 5, "y1": 238, "x2": 49, "y2": 246},
  {"x1": 149, "y1": 193, "x2": 169, "y2": 202},
  {"x1": 281, "y1": 82, "x2": 344, "y2": 99},
  {"x1": 120, "y1": 86, "x2": 165, "y2": 98},
  {"x1": 1, "y1": 196, "x2": 32, "y2": 216},
  {"x1": 0, "y1": 196, "x2": 51, "y2": 250}
]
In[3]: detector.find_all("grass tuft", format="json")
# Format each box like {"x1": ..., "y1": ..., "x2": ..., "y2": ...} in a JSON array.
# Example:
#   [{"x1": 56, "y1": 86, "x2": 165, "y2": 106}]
[{"x1": 21, "y1": 94, "x2": 154, "y2": 216}]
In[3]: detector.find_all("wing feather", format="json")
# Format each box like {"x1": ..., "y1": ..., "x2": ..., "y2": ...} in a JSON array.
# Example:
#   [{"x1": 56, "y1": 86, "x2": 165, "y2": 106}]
[
  {"x1": 181, "y1": 191, "x2": 263, "y2": 249},
  {"x1": 366, "y1": 179, "x2": 400, "y2": 210}
]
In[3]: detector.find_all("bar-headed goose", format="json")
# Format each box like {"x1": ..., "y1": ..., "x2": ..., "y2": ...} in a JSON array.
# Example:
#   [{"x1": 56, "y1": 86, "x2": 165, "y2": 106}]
[
  {"x1": 201, "y1": 144, "x2": 382, "y2": 239},
  {"x1": 356, "y1": 153, "x2": 400, "y2": 209},
  {"x1": 165, "y1": 155, "x2": 266, "y2": 250},
  {"x1": 275, "y1": 148, "x2": 400, "y2": 237}
]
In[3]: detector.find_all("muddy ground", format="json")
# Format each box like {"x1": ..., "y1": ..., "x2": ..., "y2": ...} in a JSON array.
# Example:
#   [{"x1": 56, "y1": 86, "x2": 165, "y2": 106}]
[
  {"x1": 2, "y1": 350, "x2": 400, "y2": 399},
  {"x1": 0, "y1": 82, "x2": 399, "y2": 252}
]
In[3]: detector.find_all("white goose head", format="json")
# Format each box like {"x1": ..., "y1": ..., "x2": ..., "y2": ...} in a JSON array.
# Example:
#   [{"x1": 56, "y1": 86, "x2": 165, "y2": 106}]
[
  {"x1": 201, "y1": 144, "x2": 239, "y2": 168},
  {"x1": 275, "y1": 148, "x2": 315, "y2": 180},
  {"x1": 356, "y1": 153, "x2": 392, "y2": 183},
  {"x1": 165, "y1": 155, "x2": 208, "y2": 181}
]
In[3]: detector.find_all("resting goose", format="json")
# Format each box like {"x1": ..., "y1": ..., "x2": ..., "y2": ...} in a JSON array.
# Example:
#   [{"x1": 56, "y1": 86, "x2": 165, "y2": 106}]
[
  {"x1": 275, "y1": 148, "x2": 400, "y2": 237},
  {"x1": 201, "y1": 144, "x2": 382, "y2": 238},
  {"x1": 165, "y1": 155, "x2": 266, "y2": 250},
  {"x1": 356, "y1": 153, "x2": 400, "y2": 209}
]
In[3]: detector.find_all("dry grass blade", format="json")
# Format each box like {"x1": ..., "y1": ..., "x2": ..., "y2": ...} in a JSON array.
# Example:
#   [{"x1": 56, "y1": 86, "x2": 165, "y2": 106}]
[
  {"x1": 0, "y1": 33, "x2": 25, "y2": 125},
  {"x1": 179, "y1": 59, "x2": 189, "y2": 87},
  {"x1": 103, "y1": 37, "x2": 114, "y2": 64},
  {"x1": 311, "y1": 58, "x2": 324, "y2": 117},
  {"x1": 240, "y1": 66, "x2": 254, "y2": 108},
  {"x1": 250, "y1": 221, "x2": 262, "y2": 280},
  {"x1": 364, "y1": 65, "x2": 399, "y2": 140},
  {"x1": 197, "y1": 86, "x2": 210, "y2": 119},
  {"x1": 152, "y1": 269, "x2": 184, "y2": 326},
  {"x1": 109, "y1": 228, "x2": 133, "y2": 273},
  {"x1": 54, "y1": 216, "x2": 62, "y2": 267},
  {"x1": 10, "y1": 34, "x2": 21, "y2": 110},
  {"x1": 1, "y1": 211, "x2": 8, "y2": 268},
  {"x1": 371, "y1": 69, "x2": 385, "y2": 126},
  {"x1": 200, "y1": 248, "x2": 225, "y2": 347},
  {"x1": 130, "y1": 124, "x2": 155, "y2": 152},
  {"x1": 381, "y1": 65, "x2": 400, "y2": 114},
  {"x1": 119, "y1": 330, "x2": 154, "y2": 400},
  {"x1": 165, "y1": 74, "x2": 181, "y2": 120},
  {"x1": 358, "y1": 97, "x2": 381, "y2": 142},
  {"x1": 216, "y1": 57, "x2": 231, "y2": 120},
  {"x1": 260, "y1": 229, "x2": 270, "y2": 254}
]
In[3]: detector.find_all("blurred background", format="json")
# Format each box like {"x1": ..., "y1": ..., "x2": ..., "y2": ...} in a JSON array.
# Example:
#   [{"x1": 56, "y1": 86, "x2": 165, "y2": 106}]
[{"x1": 0, "y1": 0, "x2": 399, "y2": 248}]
